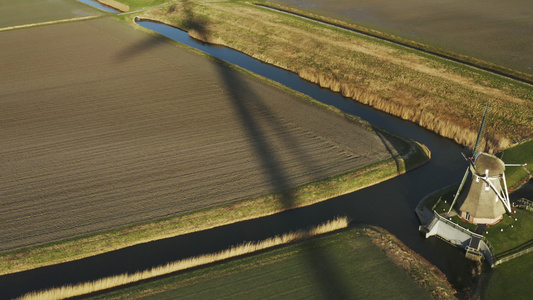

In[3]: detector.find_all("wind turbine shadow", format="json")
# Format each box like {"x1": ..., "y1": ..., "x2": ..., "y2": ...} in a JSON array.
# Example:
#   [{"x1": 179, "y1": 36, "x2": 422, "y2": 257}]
[{"x1": 213, "y1": 57, "x2": 353, "y2": 298}]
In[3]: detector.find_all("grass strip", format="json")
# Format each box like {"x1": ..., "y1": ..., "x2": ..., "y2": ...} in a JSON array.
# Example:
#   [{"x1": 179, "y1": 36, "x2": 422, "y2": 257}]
[
  {"x1": 19, "y1": 217, "x2": 349, "y2": 300},
  {"x1": 0, "y1": 15, "x2": 102, "y2": 32},
  {"x1": 481, "y1": 251, "x2": 533, "y2": 299}
]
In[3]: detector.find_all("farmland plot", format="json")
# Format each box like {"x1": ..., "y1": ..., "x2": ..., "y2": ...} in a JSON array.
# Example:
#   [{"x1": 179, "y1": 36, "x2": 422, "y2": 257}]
[
  {"x1": 0, "y1": 17, "x2": 398, "y2": 251},
  {"x1": 271, "y1": 0, "x2": 533, "y2": 75},
  {"x1": 0, "y1": 0, "x2": 101, "y2": 29}
]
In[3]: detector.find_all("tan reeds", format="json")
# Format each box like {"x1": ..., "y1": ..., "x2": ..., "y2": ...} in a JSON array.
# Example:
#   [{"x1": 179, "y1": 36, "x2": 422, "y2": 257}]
[
  {"x1": 98, "y1": 0, "x2": 129, "y2": 12},
  {"x1": 298, "y1": 68, "x2": 515, "y2": 153},
  {"x1": 19, "y1": 217, "x2": 349, "y2": 300},
  {"x1": 188, "y1": 29, "x2": 224, "y2": 45}
]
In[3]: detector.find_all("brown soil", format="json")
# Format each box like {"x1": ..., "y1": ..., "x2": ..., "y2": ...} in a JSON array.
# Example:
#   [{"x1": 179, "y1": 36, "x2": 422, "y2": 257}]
[{"x1": 0, "y1": 17, "x2": 399, "y2": 251}]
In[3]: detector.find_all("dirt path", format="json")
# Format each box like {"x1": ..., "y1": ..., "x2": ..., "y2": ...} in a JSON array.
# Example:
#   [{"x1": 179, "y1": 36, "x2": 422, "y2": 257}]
[{"x1": 0, "y1": 17, "x2": 398, "y2": 251}]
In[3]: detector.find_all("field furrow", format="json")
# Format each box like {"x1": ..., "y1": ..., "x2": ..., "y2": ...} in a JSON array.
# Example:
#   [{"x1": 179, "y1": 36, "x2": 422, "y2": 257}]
[{"x1": 0, "y1": 17, "x2": 397, "y2": 251}]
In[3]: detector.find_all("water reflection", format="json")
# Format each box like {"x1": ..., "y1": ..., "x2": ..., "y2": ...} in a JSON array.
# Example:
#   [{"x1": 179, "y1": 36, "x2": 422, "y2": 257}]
[{"x1": 78, "y1": 0, "x2": 118, "y2": 13}]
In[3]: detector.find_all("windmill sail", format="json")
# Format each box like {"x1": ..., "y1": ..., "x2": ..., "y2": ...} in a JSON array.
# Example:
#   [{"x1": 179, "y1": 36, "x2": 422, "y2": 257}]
[{"x1": 472, "y1": 104, "x2": 489, "y2": 155}]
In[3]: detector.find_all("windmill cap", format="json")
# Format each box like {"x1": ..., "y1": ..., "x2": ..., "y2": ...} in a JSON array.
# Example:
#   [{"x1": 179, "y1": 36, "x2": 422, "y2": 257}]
[{"x1": 474, "y1": 152, "x2": 505, "y2": 176}]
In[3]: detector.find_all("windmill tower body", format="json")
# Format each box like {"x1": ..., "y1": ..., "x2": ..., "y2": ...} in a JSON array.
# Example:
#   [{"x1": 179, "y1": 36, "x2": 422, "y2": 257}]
[
  {"x1": 447, "y1": 104, "x2": 513, "y2": 225},
  {"x1": 456, "y1": 153, "x2": 507, "y2": 225}
]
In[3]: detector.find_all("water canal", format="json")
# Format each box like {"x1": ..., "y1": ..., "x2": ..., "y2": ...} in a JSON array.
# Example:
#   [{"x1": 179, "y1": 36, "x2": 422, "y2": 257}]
[
  {"x1": 77, "y1": 0, "x2": 119, "y2": 13},
  {"x1": 1, "y1": 17, "x2": 491, "y2": 299}
]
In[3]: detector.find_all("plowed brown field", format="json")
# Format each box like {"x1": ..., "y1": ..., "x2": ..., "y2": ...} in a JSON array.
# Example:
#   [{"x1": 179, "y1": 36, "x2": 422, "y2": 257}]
[
  {"x1": 272, "y1": 0, "x2": 533, "y2": 75},
  {"x1": 0, "y1": 0, "x2": 101, "y2": 28},
  {"x1": 0, "y1": 17, "x2": 397, "y2": 251}
]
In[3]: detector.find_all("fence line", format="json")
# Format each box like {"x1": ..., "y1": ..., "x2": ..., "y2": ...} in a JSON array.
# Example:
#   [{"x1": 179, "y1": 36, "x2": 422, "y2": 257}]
[
  {"x1": 495, "y1": 246, "x2": 533, "y2": 266},
  {"x1": 433, "y1": 210, "x2": 483, "y2": 239},
  {"x1": 514, "y1": 198, "x2": 533, "y2": 212}
]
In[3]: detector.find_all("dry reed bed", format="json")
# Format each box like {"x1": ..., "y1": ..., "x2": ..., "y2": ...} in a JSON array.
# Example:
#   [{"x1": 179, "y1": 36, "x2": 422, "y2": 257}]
[
  {"x1": 144, "y1": 2, "x2": 532, "y2": 153},
  {"x1": 18, "y1": 217, "x2": 349, "y2": 300},
  {"x1": 98, "y1": 0, "x2": 130, "y2": 12}
]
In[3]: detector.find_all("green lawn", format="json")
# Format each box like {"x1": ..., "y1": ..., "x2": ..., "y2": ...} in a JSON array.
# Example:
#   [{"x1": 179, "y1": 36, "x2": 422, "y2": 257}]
[
  {"x1": 89, "y1": 229, "x2": 446, "y2": 299},
  {"x1": 482, "y1": 251, "x2": 533, "y2": 299},
  {"x1": 485, "y1": 209, "x2": 533, "y2": 257},
  {"x1": 431, "y1": 188, "x2": 533, "y2": 257}
]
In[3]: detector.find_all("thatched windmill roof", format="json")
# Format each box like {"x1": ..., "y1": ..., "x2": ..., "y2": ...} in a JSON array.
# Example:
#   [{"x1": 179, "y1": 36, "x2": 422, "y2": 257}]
[{"x1": 473, "y1": 152, "x2": 505, "y2": 176}]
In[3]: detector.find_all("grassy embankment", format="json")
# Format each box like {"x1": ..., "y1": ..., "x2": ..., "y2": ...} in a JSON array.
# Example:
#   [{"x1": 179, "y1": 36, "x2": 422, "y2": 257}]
[
  {"x1": 18, "y1": 218, "x2": 342, "y2": 299},
  {"x1": 124, "y1": 0, "x2": 532, "y2": 154},
  {"x1": 24, "y1": 223, "x2": 455, "y2": 300},
  {"x1": 481, "y1": 251, "x2": 533, "y2": 299},
  {"x1": 484, "y1": 139, "x2": 533, "y2": 258},
  {"x1": 480, "y1": 144, "x2": 533, "y2": 299}
]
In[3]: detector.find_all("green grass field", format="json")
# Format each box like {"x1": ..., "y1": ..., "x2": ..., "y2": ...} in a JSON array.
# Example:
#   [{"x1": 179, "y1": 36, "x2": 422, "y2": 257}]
[
  {"x1": 87, "y1": 228, "x2": 453, "y2": 299},
  {"x1": 482, "y1": 251, "x2": 533, "y2": 299},
  {"x1": 484, "y1": 209, "x2": 533, "y2": 258}
]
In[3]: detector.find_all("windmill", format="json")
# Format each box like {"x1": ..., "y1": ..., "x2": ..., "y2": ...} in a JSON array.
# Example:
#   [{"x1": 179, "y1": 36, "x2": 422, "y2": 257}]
[{"x1": 447, "y1": 104, "x2": 525, "y2": 225}]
